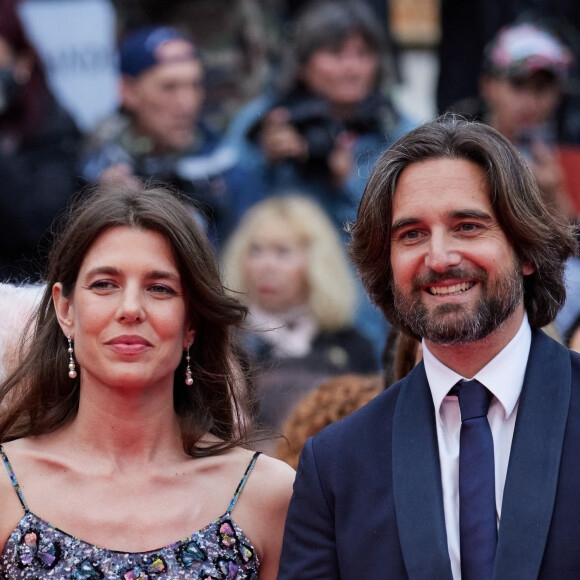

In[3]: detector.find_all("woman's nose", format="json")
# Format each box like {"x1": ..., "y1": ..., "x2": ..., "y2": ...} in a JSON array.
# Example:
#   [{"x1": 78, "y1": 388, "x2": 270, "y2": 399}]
[{"x1": 116, "y1": 286, "x2": 145, "y2": 323}]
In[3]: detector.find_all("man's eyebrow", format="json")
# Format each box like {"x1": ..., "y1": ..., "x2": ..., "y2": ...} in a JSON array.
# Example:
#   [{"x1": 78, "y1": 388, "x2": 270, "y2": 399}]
[
  {"x1": 449, "y1": 209, "x2": 494, "y2": 221},
  {"x1": 391, "y1": 218, "x2": 420, "y2": 234},
  {"x1": 391, "y1": 210, "x2": 494, "y2": 233}
]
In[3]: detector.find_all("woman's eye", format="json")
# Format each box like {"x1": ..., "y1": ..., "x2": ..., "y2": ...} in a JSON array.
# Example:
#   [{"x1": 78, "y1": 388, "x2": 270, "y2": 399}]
[
  {"x1": 149, "y1": 284, "x2": 175, "y2": 295},
  {"x1": 248, "y1": 244, "x2": 263, "y2": 257},
  {"x1": 276, "y1": 246, "x2": 293, "y2": 258},
  {"x1": 90, "y1": 280, "x2": 116, "y2": 290}
]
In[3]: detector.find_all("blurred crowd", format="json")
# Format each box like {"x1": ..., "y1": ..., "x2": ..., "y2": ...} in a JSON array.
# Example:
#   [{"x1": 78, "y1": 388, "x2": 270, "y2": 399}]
[{"x1": 2, "y1": 0, "x2": 580, "y2": 462}]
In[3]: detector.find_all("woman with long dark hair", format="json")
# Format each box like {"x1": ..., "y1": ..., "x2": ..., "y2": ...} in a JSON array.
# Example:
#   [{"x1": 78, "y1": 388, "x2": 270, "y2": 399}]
[{"x1": 0, "y1": 182, "x2": 294, "y2": 579}]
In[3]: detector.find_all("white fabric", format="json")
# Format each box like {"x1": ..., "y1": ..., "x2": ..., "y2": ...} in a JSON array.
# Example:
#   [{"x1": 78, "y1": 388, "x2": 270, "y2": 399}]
[
  {"x1": 19, "y1": 0, "x2": 118, "y2": 131},
  {"x1": 423, "y1": 313, "x2": 532, "y2": 580},
  {"x1": 247, "y1": 304, "x2": 318, "y2": 358}
]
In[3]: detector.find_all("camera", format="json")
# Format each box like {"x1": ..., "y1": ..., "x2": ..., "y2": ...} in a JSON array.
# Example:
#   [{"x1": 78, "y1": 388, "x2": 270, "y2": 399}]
[{"x1": 250, "y1": 95, "x2": 390, "y2": 178}]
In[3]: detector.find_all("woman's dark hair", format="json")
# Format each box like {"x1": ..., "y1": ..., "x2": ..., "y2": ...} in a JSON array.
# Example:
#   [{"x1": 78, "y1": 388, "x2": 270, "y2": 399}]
[
  {"x1": 350, "y1": 116, "x2": 578, "y2": 331},
  {"x1": 0, "y1": 182, "x2": 251, "y2": 456},
  {"x1": 276, "y1": 0, "x2": 394, "y2": 95}
]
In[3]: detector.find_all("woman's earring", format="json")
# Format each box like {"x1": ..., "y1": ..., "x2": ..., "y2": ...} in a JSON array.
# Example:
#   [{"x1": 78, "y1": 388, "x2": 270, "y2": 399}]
[
  {"x1": 67, "y1": 334, "x2": 77, "y2": 379},
  {"x1": 185, "y1": 342, "x2": 193, "y2": 385}
]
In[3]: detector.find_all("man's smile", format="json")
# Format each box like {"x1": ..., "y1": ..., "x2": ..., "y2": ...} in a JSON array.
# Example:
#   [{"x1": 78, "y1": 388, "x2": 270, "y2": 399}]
[{"x1": 426, "y1": 282, "x2": 476, "y2": 296}]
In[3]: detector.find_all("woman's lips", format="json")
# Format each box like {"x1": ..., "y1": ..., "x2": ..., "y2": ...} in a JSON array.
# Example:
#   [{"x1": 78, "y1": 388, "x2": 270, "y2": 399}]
[{"x1": 106, "y1": 335, "x2": 152, "y2": 355}]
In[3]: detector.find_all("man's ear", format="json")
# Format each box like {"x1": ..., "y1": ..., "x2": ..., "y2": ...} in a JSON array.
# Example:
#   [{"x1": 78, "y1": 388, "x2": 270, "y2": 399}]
[
  {"x1": 120, "y1": 76, "x2": 139, "y2": 112},
  {"x1": 53, "y1": 283, "x2": 74, "y2": 337},
  {"x1": 522, "y1": 261, "x2": 536, "y2": 276}
]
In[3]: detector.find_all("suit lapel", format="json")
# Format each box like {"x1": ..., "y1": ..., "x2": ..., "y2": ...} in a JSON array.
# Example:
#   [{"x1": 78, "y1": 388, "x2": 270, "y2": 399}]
[
  {"x1": 393, "y1": 362, "x2": 454, "y2": 580},
  {"x1": 494, "y1": 330, "x2": 571, "y2": 580}
]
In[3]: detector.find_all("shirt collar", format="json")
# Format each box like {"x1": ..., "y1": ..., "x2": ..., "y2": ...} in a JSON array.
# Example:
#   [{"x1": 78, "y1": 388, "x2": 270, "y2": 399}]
[{"x1": 423, "y1": 312, "x2": 532, "y2": 421}]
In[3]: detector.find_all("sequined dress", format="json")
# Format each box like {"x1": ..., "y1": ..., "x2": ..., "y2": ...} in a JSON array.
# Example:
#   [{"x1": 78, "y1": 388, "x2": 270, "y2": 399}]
[{"x1": 0, "y1": 446, "x2": 261, "y2": 579}]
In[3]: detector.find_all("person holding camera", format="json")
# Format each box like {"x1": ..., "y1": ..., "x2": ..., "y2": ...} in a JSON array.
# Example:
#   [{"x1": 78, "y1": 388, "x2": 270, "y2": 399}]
[
  {"x1": 80, "y1": 25, "x2": 238, "y2": 246},
  {"x1": 449, "y1": 21, "x2": 577, "y2": 220},
  {"x1": 225, "y1": 0, "x2": 414, "y2": 236}
]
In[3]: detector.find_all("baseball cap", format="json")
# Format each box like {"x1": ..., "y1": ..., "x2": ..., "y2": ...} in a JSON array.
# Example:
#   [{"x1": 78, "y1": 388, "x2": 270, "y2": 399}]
[
  {"x1": 483, "y1": 23, "x2": 573, "y2": 83},
  {"x1": 119, "y1": 25, "x2": 198, "y2": 77}
]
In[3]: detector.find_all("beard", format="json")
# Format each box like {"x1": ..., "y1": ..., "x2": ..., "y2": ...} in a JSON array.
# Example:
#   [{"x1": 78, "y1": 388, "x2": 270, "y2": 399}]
[{"x1": 391, "y1": 263, "x2": 524, "y2": 346}]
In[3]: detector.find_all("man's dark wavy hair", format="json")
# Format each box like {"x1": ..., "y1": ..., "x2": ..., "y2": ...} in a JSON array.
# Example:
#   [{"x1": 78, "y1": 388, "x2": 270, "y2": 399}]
[{"x1": 349, "y1": 116, "x2": 578, "y2": 330}]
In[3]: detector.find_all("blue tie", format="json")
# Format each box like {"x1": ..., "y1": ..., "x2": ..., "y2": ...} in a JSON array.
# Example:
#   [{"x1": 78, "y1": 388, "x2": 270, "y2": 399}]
[{"x1": 457, "y1": 379, "x2": 497, "y2": 580}]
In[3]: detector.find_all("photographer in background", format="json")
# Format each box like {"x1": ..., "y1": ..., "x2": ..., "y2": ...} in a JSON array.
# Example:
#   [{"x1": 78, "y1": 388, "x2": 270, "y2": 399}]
[
  {"x1": 450, "y1": 22, "x2": 577, "y2": 220},
  {"x1": 81, "y1": 25, "x2": 237, "y2": 245},
  {"x1": 225, "y1": 0, "x2": 414, "y2": 234}
]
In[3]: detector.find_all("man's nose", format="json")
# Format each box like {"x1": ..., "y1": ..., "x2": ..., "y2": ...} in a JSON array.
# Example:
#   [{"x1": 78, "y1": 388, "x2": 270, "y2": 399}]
[
  {"x1": 176, "y1": 86, "x2": 199, "y2": 115},
  {"x1": 424, "y1": 233, "x2": 461, "y2": 272}
]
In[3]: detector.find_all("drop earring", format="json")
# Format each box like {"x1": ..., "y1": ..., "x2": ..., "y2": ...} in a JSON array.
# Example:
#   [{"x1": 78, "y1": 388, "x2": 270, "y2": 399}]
[
  {"x1": 67, "y1": 334, "x2": 77, "y2": 379},
  {"x1": 185, "y1": 342, "x2": 193, "y2": 385}
]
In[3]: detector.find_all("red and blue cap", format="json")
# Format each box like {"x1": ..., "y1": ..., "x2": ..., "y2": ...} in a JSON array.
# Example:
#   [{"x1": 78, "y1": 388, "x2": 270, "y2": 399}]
[{"x1": 484, "y1": 23, "x2": 573, "y2": 83}]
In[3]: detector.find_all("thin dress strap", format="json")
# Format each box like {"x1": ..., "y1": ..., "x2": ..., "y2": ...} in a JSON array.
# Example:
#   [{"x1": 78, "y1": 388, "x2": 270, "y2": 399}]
[
  {"x1": 0, "y1": 445, "x2": 28, "y2": 512},
  {"x1": 226, "y1": 451, "x2": 261, "y2": 515}
]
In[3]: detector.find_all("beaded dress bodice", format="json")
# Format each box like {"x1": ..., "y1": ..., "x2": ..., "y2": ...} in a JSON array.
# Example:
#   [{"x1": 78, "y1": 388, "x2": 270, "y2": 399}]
[{"x1": 0, "y1": 446, "x2": 261, "y2": 579}]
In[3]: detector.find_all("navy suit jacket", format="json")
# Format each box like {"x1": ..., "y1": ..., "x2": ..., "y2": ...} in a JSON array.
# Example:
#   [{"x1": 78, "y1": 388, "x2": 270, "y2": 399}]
[{"x1": 277, "y1": 330, "x2": 580, "y2": 579}]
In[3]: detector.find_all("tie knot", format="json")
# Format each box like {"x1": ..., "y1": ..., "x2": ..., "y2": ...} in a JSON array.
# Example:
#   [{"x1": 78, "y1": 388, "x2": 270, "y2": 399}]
[{"x1": 456, "y1": 379, "x2": 493, "y2": 422}]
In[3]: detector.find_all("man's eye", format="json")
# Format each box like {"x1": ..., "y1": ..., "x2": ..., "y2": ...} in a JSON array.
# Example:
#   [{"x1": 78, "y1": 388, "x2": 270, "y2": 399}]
[
  {"x1": 160, "y1": 82, "x2": 178, "y2": 92},
  {"x1": 402, "y1": 230, "x2": 421, "y2": 240}
]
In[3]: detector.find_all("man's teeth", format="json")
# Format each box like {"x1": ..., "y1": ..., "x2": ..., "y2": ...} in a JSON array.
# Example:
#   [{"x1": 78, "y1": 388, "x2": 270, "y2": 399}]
[{"x1": 428, "y1": 282, "x2": 474, "y2": 296}]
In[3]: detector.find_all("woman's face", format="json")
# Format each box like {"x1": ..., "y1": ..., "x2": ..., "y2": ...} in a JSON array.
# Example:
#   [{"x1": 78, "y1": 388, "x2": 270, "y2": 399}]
[
  {"x1": 243, "y1": 220, "x2": 310, "y2": 314},
  {"x1": 53, "y1": 226, "x2": 195, "y2": 393},
  {"x1": 300, "y1": 33, "x2": 379, "y2": 107}
]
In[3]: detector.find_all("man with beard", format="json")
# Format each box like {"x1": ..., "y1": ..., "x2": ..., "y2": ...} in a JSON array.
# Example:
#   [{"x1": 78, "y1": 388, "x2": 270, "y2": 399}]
[
  {"x1": 80, "y1": 25, "x2": 238, "y2": 246},
  {"x1": 277, "y1": 117, "x2": 580, "y2": 579}
]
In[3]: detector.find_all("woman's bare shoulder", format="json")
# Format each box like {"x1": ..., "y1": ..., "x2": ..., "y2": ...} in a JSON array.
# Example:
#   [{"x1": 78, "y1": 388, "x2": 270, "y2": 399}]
[
  {"x1": 233, "y1": 452, "x2": 294, "y2": 580},
  {"x1": 225, "y1": 447, "x2": 295, "y2": 502},
  {"x1": 251, "y1": 452, "x2": 296, "y2": 496}
]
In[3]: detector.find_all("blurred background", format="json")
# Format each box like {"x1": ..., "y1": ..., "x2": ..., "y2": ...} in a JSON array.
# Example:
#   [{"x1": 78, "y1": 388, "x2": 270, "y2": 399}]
[{"x1": 3, "y1": 0, "x2": 580, "y2": 460}]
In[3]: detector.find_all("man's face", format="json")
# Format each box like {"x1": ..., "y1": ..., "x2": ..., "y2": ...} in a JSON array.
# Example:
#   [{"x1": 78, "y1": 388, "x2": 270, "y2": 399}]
[
  {"x1": 481, "y1": 72, "x2": 561, "y2": 140},
  {"x1": 389, "y1": 158, "x2": 534, "y2": 346},
  {"x1": 122, "y1": 44, "x2": 204, "y2": 153}
]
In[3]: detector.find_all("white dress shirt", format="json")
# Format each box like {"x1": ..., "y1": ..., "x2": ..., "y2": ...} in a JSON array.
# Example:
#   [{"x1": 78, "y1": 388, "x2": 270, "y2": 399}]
[{"x1": 422, "y1": 313, "x2": 532, "y2": 580}]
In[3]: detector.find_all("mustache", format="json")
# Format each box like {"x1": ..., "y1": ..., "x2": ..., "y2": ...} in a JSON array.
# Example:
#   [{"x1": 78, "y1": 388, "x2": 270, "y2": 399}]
[{"x1": 411, "y1": 267, "x2": 488, "y2": 291}]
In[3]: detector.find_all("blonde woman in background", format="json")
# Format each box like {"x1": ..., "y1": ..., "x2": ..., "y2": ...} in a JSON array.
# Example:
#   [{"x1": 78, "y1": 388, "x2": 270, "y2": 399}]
[
  {"x1": 222, "y1": 195, "x2": 378, "y2": 453},
  {"x1": 0, "y1": 284, "x2": 43, "y2": 383}
]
